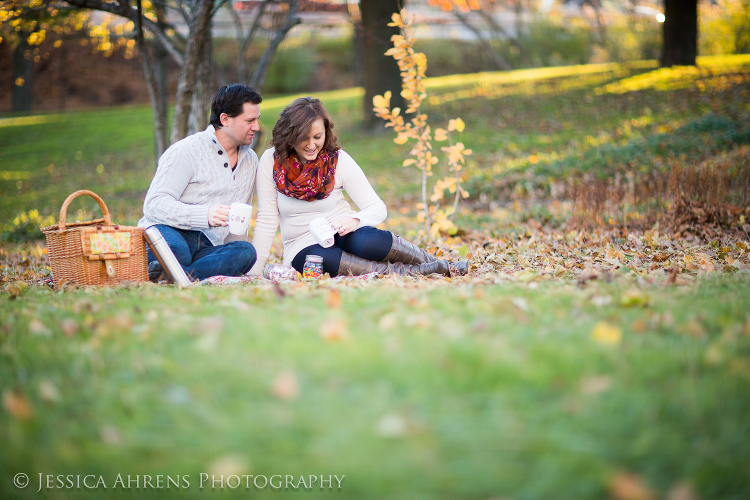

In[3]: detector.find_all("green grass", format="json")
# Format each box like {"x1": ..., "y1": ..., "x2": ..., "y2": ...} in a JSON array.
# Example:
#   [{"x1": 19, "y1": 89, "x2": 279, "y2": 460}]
[
  {"x1": 1, "y1": 277, "x2": 750, "y2": 499},
  {"x1": 2, "y1": 56, "x2": 750, "y2": 499}
]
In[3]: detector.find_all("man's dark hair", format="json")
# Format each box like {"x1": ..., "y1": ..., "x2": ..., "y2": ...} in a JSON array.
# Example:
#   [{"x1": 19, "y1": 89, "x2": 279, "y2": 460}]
[{"x1": 209, "y1": 84, "x2": 262, "y2": 128}]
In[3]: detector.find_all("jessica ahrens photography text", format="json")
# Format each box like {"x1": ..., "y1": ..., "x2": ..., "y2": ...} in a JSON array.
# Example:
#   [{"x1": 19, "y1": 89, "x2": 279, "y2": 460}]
[{"x1": 21, "y1": 473, "x2": 345, "y2": 492}]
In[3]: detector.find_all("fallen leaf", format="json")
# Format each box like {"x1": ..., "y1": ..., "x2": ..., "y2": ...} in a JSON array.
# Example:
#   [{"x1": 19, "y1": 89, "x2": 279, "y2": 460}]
[
  {"x1": 272, "y1": 282, "x2": 286, "y2": 299},
  {"x1": 100, "y1": 424, "x2": 122, "y2": 445},
  {"x1": 579, "y1": 375, "x2": 612, "y2": 394},
  {"x1": 2, "y1": 390, "x2": 33, "y2": 420},
  {"x1": 193, "y1": 316, "x2": 223, "y2": 336},
  {"x1": 592, "y1": 321, "x2": 622, "y2": 345},
  {"x1": 326, "y1": 289, "x2": 342, "y2": 308},
  {"x1": 621, "y1": 289, "x2": 649, "y2": 307},
  {"x1": 704, "y1": 344, "x2": 724, "y2": 366},
  {"x1": 695, "y1": 253, "x2": 714, "y2": 271},
  {"x1": 271, "y1": 371, "x2": 300, "y2": 401},
  {"x1": 511, "y1": 297, "x2": 528, "y2": 311},
  {"x1": 319, "y1": 318, "x2": 348, "y2": 342},
  {"x1": 652, "y1": 253, "x2": 669, "y2": 262},
  {"x1": 591, "y1": 295, "x2": 612, "y2": 307},
  {"x1": 667, "y1": 481, "x2": 698, "y2": 500},
  {"x1": 208, "y1": 454, "x2": 250, "y2": 478},
  {"x1": 195, "y1": 332, "x2": 219, "y2": 352},
  {"x1": 61, "y1": 318, "x2": 78, "y2": 337},
  {"x1": 378, "y1": 313, "x2": 397, "y2": 331},
  {"x1": 375, "y1": 413, "x2": 408, "y2": 438},
  {"x1": 405, "y1": 314, "x2": 431, "y2": 329},
  {"x1": 38, "y1": 380, "x2": 60, "y2": 403},
  {"x1": 28, "y1": 319, "x2": 51, "y2": 336},
  {"x1": 683, "y1": 321, "x2": 706, "y2": 338},
  {"x1": 631, "y1": 318, "x2": 648, "y2": 333},
  {"x1": 6, "y1": 281, "x2": 26, "y2": 298},
  {"x1": 609, "y1": 472, "x2": 656, "y2": 500}
]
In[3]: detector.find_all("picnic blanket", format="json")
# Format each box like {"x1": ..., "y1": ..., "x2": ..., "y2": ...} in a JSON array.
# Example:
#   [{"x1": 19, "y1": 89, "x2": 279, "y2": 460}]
[{"x1": 200, "y1": 272, "x2": 380, "y2": 285}]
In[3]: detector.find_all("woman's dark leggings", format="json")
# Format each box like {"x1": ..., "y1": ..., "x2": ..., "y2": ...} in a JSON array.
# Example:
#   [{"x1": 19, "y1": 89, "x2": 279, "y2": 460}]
[{"x1": 291, "y1": 226, "x2": 393, "y2": 277}]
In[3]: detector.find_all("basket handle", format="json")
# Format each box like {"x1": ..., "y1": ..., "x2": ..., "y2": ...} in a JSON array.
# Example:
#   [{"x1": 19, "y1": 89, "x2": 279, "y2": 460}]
[{"x1": 58, "y1": 190, "x2": 112, "y2": 232}]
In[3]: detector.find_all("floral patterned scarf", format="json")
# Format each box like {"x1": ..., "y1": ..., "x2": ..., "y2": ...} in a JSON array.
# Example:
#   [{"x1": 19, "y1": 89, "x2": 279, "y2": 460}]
[{"x1": 272, "y1": 150, "x2": 338, "y2": 201}]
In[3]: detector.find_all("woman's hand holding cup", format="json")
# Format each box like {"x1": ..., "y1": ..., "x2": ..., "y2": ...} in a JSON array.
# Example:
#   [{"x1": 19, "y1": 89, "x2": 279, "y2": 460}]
[{"x1": 332, "y1": 215, "x2": 360, "y2": 236}]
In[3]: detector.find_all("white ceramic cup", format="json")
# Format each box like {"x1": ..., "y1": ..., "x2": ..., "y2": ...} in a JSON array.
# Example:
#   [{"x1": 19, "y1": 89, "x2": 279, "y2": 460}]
[
  {"x1": 228, "y1": 202, "x2": 252, "y2": 235},
  {"x1": 309, "y1": 217, "x2": 336, "y2": 248}
]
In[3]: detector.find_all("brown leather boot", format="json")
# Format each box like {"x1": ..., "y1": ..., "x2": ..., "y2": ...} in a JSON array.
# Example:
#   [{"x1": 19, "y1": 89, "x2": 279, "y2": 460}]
[
  {"x1": 338, "y1": 252, "x2": 469, "y2": 277},
  {"x1": 383, "y1": 232, "x2": 438, "y2": 265}
]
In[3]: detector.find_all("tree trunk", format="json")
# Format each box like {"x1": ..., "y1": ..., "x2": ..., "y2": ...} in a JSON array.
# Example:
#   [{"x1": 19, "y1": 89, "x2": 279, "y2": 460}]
[
  {"x1": 661, "y1": 0, "x2": 698, "y2": 67},
  {"x1": 139, "y1": 41, "x2": 169, "y2": 164},
  {"x1": 57, "y1": 40, "x2": 67, "y2": 110},
  {"x1": 359, "y1": 0, "x2": 404, "y2": 130},
  {"x1": 12, "y1": 38, "x2": 34, "y2": 113},
  {"x1": 189, "y1": 36, "x2": 213, "y2": 135},
  {"x1": 250, "y1": 0, "x2": 301, "y2": 92},
  {"x1": 170, "y1": 0, "x2": 214, "y2": 144}
]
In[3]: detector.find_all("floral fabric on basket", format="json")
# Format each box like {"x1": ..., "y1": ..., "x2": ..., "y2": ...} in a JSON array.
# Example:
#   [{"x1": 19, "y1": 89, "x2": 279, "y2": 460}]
[{"x1": 89, "y1": 232, "x2": 131, "y2": 255}]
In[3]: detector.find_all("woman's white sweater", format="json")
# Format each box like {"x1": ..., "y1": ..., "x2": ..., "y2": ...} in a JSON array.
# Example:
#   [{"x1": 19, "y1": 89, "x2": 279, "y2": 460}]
[{"x1": 249, "y1": 148, "x2": 387, "y2": 274}]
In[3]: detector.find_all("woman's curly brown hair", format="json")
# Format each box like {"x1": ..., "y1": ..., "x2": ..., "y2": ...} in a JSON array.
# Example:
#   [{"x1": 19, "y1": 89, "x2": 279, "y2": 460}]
[{"x1": 271, "y1": 97, "x2": 340, "y2": 163}]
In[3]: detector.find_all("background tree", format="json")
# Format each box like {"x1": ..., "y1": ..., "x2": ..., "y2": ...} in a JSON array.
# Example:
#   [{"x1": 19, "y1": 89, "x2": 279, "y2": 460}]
[
  {"x1": 43, "y1": 0, "x2": 300, "y2": 161},
  {"x1": 661, "y1": 0, "x2": 698, "y2": 67},
  {"x1": 0, "y1": 1, "x2": 88, "y2": 112},
  {"x1": 358, "y1": 0, "x2": 405, "y2": 129}
]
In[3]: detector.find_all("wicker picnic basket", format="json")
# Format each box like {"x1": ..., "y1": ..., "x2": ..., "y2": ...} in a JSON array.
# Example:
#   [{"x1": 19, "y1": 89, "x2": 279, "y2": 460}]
[{"x1": 41, "y1": 190, "x2": 148, "y2": 287}]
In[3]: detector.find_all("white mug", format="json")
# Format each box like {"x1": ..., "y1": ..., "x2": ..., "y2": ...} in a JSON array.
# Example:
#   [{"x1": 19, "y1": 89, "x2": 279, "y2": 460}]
[
  {"x1": 309, "y1": 217, "x2": 336, "y2": 248},
  {"x1": 228, "y1": 202, "x2": 252, "y2": 235}
]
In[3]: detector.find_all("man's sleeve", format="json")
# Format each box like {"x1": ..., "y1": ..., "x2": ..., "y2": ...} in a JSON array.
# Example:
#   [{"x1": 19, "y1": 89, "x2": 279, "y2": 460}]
[{"x1": 142, "y1": 145, "x2": 211, "y2": 229}]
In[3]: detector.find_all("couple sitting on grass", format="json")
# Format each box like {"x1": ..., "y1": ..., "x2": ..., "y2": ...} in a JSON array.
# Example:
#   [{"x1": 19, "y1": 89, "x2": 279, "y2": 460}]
[{"x1": 139, "y1": 84, "x2": 469, "y2": 282}]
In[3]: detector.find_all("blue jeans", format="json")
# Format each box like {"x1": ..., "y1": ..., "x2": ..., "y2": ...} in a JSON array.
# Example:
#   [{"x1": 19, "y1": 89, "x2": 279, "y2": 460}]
[
  {"x1": 291, "y1": 226, "x2": 392, "y2": 277},
  {"x1": 147, "y1": 225, "x2": 256, "y2": 281}
]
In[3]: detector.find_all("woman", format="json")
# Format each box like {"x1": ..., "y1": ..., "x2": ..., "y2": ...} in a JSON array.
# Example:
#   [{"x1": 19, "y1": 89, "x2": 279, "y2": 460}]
[{"x1": 249, "y1": 97, "x2": 469, "y2": 278}]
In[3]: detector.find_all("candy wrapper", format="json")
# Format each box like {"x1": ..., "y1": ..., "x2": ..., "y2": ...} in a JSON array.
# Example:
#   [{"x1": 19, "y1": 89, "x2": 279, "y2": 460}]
[{"x1": 263, "y1": 264, "x2": 300, "y2": 282}]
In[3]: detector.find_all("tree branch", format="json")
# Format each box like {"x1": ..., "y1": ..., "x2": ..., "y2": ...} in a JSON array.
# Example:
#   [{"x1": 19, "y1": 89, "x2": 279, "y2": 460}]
[
  {"x1": 250, "y1": 0, "x2": 301, "y2": 90},
  {"x1": 453, "y1": 8, "x2": 512, "y2": 71},
  {"x1": 62, "y1": 0, "x2": 185, "y2": 65}
]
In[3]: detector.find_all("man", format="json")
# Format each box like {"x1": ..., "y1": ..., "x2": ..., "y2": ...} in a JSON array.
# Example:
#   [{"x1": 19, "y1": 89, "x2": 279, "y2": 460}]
[{"x1": 139, "y1": 84, "x2": 261, "y2": 281}]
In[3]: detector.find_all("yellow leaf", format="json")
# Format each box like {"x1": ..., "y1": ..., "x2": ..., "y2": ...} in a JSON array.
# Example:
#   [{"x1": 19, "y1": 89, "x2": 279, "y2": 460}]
[
  {"x1": 402, "y1": 159, "x2": 416, "y2": 167},
  {"x1": 592, "y1": 321, "x2": 622, "y2": 345},
  {"x1": 401, "y1": 88, "x2": 414, "y2": 100},
  {"x1": 434, "y1": 128, "x2": 448, "y2": 141},
  {"x1": 372, "y1": 93, "x2": 390, "y2": 109},
  {"x1": 453, "y1": 117, "x2": 465, "y2": 132},
  {"x1": 391, "y1": 107, "x2": 400, "y2": 117}
]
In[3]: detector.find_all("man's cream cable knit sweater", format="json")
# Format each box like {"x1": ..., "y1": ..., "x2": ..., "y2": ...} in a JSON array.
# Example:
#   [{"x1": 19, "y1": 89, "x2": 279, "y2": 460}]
[
  {"x1": 249, "y1": 148, "x2": 387, "y2": 274},
  {"x1": 138, "y1": 125, "x2": 258, "y2": 246}
]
